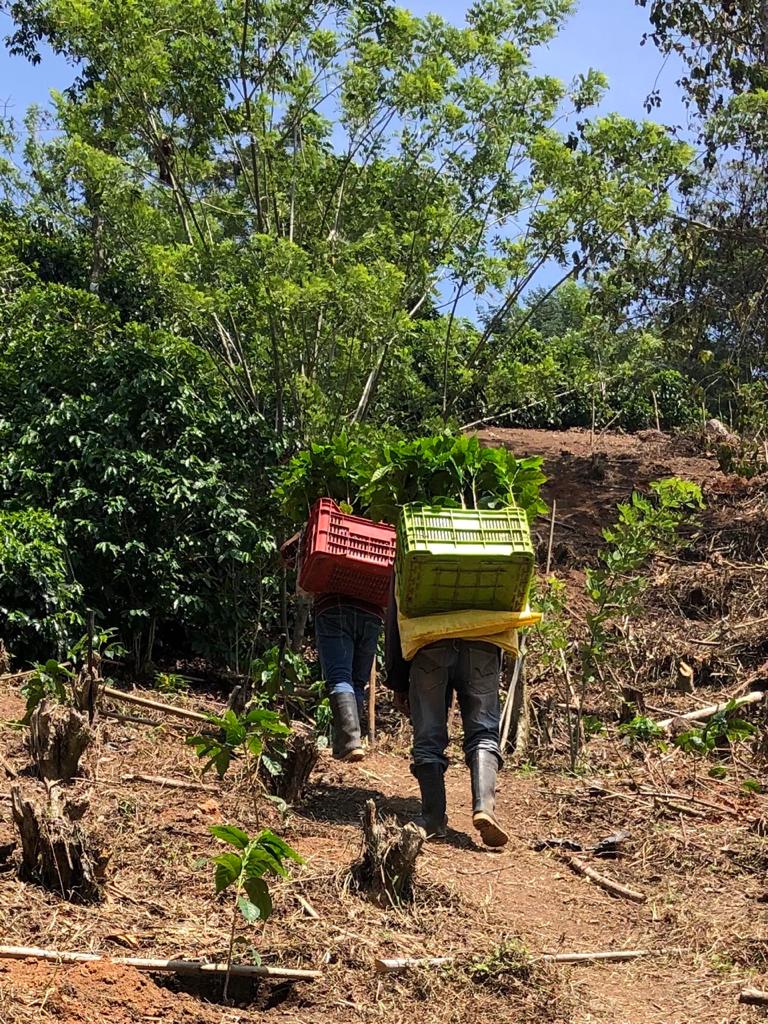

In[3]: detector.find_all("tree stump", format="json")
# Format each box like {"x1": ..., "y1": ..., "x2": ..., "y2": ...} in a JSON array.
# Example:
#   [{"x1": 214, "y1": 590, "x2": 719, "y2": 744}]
[
  {"x1": 11, "y1": 783, "x2": 105, "y2": 903},
  {"x1": 349, "y1": 799, "x2": 424, "y2": 906},
  {"x1": 28, "y1": 700, "x2": 93, "y2": 782},
  {"x1": 263, "y1": 721, "x2": 319, "y2": 805}
]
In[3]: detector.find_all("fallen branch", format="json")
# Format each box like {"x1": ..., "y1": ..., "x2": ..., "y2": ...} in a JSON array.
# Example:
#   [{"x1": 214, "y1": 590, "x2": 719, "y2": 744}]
[
  {"x1": 656, "y1": 690, "x2": 764, "y2": 731},
  {"x1": 375, "y1": 948, "x2": 659, "y2": 974},
  {"x1": 561, "y1": 855, "x2": 647, "y2": 904},
  {"x1": 101, "y1": 686, "x2": 213, "y2": 724},
  {"x1": 0, "y1": 945, "x2": 320, "y2": 981},
  {"x1": 296, "y1": 894, "x2": 321, "y2": 919},
  {"x1": 739, "y1": 988, "x2": 768, "y2": 1006},
  {"x1": 120, "y1": 773, "x2": 218, "y2": 793},
  {"x1": 636, "y1": 788, "x2": 737, "y2": 815},
  {"x1": 375, "y1": 957, "x2": 454, "y2": 973}
]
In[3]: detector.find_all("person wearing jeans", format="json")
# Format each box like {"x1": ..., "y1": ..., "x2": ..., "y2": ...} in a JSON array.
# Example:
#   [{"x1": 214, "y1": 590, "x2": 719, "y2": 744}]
[
  {"x1": 385, "y1": 588, "x2": 509, "y2": 847},
  {"x1": 314, "y1": 594, "x2": 383, "y2": 762}
]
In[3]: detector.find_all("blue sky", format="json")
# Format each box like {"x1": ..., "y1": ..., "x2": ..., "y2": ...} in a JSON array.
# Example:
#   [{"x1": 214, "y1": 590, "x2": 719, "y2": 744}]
[{"x1": 1, "y1": 1, "x2": 686, "y2": 127}]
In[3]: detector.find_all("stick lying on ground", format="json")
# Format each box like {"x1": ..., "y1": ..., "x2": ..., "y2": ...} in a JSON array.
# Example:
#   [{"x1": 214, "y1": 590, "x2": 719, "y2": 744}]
[
  {"x1": 120, "y1": 773, "x2": 218, "y2": 793},
  {"x1": 0, "y1": 946, "x2": 320, "y2": 981},
  {"x1": 561, "y1": 855, "x2": 647, "y2": 904},
  {"x1": 101, "y1": 686, "x2": 213, "y2": 724},
  {"x1": 739, "y1": 989, "x2": 768, "y2": 1006},
  {"x1": 656, "y1": 690, "x2": 764, "y2": 732},
  {"x1": 375, "y1": 949, "x2": 658, "y2": 973}
]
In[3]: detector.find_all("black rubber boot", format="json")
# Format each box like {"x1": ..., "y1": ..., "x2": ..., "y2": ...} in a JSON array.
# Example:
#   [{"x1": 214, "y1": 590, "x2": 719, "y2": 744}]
[
  {"x1": 329, "y1": 692, "x2": 364, "y2": 761},
  {"x1": 412, "y1": 763, "x2": 448, "y2": 839},
  {"x1": 469, "y1": 750, "x2": 509, "y2": 848}
]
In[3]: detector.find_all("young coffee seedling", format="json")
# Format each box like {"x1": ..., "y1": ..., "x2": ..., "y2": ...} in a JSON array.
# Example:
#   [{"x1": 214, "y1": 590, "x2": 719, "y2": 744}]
[{"x1": 210, "y1": 824, "x2": 303, "y2": 999}]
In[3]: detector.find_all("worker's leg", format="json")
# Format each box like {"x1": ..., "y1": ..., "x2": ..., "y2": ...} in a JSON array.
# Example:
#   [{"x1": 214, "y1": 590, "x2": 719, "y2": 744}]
[
  {"x1": 455, "y1": 642, "x2": 508, "y2": 848},
  {"x1": 315, "y1": 604, "x2": 364, "y2": 761},
  {"x1": 350, "y1": 609, "x2": 382, "y2": 726},
  {"x1": 408, "y1": 640, "x2": 455, "y2": 838}
]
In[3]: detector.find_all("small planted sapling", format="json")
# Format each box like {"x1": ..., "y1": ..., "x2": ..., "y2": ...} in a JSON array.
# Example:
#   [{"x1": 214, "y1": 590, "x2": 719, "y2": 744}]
[
  {"x1": 187, "y1": 707, "x2": 291, "y2": 820},
  {"x1": 210, "y1": 824, "x2": 303, "y2": 1000}
]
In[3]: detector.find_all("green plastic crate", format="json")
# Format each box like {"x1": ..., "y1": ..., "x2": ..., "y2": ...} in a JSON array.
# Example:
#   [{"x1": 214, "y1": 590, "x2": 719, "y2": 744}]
[{"x1": 396, "y1": 505, "x2": 535, "y2": 617}]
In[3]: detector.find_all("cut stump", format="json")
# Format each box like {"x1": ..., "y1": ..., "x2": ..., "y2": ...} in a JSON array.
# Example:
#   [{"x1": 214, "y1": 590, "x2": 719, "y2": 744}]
[
  {"x1": 263, "y1": 721, "x2": 319, "y2": 805},
  {"x1": 28, "y1": 700, "x2": 93, "y2": 782},
  {"x1": 350, "y1": 799, "x2": 424, "y2": 906},
  {"x1": 11, "y1": 782, "x2": 105, "y2": 903}
]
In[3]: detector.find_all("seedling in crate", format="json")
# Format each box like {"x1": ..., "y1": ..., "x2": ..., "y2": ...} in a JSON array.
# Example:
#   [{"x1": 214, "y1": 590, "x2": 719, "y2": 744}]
[{"x1": 210, "y1": 824, "x2": 303, "y2": 1000}]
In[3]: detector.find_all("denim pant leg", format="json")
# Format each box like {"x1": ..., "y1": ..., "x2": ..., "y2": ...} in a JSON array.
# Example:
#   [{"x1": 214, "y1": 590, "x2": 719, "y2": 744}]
[
  {"x1": 315, "y1": 607, "x2": 355, "y2": 698},
  {"x1": 455, "y1": 641, "x2": 503, "y2": 766},
  {"x1": 351, "y1": 611, "x2": 381, "y2": 720},
  {"x1": 409, "y1": 640, "x2": 455, "y2": 771}
]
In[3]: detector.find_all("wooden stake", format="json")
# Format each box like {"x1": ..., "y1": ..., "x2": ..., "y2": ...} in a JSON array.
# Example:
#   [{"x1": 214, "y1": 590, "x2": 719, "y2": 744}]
[
  {"x1": 368, "y1": 660, "x2": 377, "y2": 748},
  {"x1": 545, "y1": 499, "x2": 557, "y2": 578},
  {"x1": 500, "y1": 641, "x2": 526, "y2": 752},
  {"x1": 561, "y1": 854, "x2": 647, "y2": 904},
  {"x1": 652, "y1": 390, "x2": 661, "y2": 432},
  {"x1": 0, "y1": 946, "x2": 320, "y2": 980},
  {"x1": 656, "y1": 690, "x2": 764, "y2": 731},
  {"x1": 101, "y1": 686, "x2": 212, "y2": 724},
  {"x1": 375, "y1": 957, "x2": 453, "y2": 973}
]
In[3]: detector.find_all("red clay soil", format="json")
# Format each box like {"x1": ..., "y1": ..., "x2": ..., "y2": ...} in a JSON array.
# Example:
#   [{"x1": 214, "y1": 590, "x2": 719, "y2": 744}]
[{"x1": 477, "y1": 427, "x2": 726, "y2": 559}]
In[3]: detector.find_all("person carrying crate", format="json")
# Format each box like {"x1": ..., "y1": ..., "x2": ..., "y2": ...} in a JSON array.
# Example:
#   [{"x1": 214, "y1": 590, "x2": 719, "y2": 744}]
[
  {"x1": 385, "y1": 597, "x2": 510, "y2": 846},
  {"x1": 384, "y1": 505, "x2": 539, "y2": 848},
  {"x1": 281, "y1": 500, "x2": 396, "y2": 763}
]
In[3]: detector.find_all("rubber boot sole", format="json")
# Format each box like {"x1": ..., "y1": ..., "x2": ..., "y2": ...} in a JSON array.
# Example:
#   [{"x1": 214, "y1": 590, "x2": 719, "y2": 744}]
[
  {"x1": 336, "y1": 747, "x2": 365, "y2": 762},
  {"x1": 472, "y1": 811, "x2": 509, "y2": 848}
]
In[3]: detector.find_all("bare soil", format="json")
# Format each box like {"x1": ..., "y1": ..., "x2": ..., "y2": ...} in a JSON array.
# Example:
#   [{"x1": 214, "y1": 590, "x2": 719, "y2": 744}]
[{"x1": 1, "y1": 428, "x2": 767, "y2": 1024}]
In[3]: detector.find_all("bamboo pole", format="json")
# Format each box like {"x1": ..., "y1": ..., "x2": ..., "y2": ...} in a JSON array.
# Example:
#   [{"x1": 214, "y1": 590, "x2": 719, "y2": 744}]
[
  {"x1": 499, "y1": 641, "x2": 526, "y2": 752},
  {"x1": 0, "y1": 946, "x2": 320, "y2": 981},
  {"x1": 101, "y1": 686, "x2": 212, "y2": 724},
  {"x1": 545, "y1": 499, "x2": 557, "y2": 577}
]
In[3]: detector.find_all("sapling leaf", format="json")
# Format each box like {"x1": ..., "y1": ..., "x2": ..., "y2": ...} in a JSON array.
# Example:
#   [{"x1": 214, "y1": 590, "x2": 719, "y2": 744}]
[
  {"x1": 213, "y1": 853, "x2": 242, "y2": 893},
  {"x1": 210, "y1": 824, "x2": 250, "y2": 849},
  {"x1": 237, "y1": 895, "x2": 262, "y2": 924},
  {"x1": 243, "y1": 876, "x2": 273, "y2": 920}
]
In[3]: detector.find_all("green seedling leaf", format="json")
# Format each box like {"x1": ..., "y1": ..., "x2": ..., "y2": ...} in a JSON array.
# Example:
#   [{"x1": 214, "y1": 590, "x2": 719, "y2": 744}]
[
  {"x1": 213, "y1": 853, "x2": 242, "y2": 893},
  {"x1": 210, "y1": 824, "x2": 250, "y2": 849},
  {"x1": 243, "y1": 876, "x2": 273, "y2": 920},
  {"x1": 237, "y1": 895, "x2": 262, "y2": 924}
]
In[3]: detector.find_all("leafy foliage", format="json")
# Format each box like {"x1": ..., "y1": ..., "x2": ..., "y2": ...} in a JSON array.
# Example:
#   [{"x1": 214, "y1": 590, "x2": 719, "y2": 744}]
[
  {"x1": 19, "y1": 658, "x2": 73, "y2": 722},
  {"x1": 277, "y1": 431, "x2": 547, "y2": 525},
  {"x1": 583, "y1": 478, "x2": 704, "y2": 679},
  {"x1": 187, "y1": 707, "x2": 291, "y2": 779},
  {"x1": 673, "y1": 702, "x2": 756, "y2": 757},
  {"x1": 0, "y1": 508, "x2": 82, "y2": 660}
]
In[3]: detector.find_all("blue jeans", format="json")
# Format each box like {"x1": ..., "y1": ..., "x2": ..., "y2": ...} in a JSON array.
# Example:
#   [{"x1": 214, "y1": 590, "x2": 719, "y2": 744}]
[
  {"x1": 409, "y1": 639, "x2": 502, "y2": 771},
  {"x1": 315, "y1": 603, "x2": 381, "y2": 717}
]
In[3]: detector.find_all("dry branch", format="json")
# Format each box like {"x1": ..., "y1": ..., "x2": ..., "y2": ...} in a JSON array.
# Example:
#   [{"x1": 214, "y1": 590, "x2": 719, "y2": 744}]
[
  {"x1": 656, "y1": 690, "x2": 764, "y2": 731},
  {"x1": 739, "y1": 988, "x2": 768, "y2": 1006},
  {"x1": 120, "y1": 773, "x2": 218, "y2": 792},
  {"x1": 561, "y1": 855, "x2": 647, "y2": 903},
  {"x1": 101, "y1": 686, "x2": 213, "y2": 723},
  {"x1": 0, "y1": 945, "x2": 320, "y2": 980},
  {"x1": 375, "y1": 949, "x2": 657, "y2": 974}
]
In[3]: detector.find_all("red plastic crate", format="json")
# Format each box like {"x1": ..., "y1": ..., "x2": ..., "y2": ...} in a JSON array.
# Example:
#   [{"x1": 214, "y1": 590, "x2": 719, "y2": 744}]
[{"x1": 298, "y1": 499, "x2": 396, "y2": 606}]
